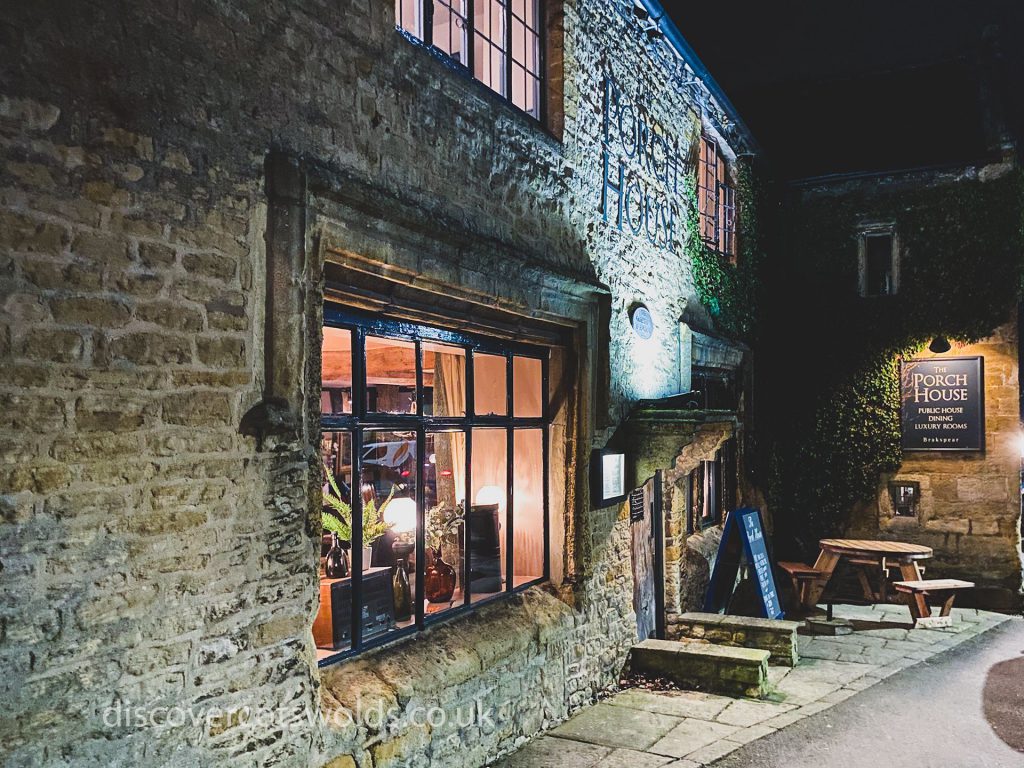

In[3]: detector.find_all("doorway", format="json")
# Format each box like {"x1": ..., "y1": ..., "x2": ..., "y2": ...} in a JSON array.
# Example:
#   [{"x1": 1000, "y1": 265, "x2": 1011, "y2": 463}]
[{"x1": 630, "y1": 470, "x2": 666, "y2": 641}]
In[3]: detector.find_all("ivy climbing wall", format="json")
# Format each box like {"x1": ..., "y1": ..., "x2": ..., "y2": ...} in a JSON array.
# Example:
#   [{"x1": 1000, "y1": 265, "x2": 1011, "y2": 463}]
[{"x1": 762, "y1": 165, "x2": 1024, "y2": 610}]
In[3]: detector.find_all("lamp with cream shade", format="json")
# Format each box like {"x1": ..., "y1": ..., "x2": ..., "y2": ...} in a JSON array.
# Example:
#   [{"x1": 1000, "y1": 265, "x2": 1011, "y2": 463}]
[{"x1": 384, "y1": 496, "x2": 417, "y2": 535}]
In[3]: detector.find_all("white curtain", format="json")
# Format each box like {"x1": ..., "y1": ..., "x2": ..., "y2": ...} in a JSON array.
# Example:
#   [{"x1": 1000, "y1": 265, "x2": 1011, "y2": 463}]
[{"x1": 436, "y1": 351, "x2": 467, "y2": 504}]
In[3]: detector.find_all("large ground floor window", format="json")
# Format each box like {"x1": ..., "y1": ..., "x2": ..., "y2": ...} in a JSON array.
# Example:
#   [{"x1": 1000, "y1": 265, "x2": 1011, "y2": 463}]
[{"x1": 315, "y1": 306, "x2": 550, "y2": 665}]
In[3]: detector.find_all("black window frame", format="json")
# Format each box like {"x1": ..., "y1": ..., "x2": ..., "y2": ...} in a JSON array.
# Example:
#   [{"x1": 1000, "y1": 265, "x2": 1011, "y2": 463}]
[
  {"x1": 318, "y1": 305, "x2": 551, "y2": 667},
  {"x1": 395, "y1": 0, "x2": 548, "y2": 125}
]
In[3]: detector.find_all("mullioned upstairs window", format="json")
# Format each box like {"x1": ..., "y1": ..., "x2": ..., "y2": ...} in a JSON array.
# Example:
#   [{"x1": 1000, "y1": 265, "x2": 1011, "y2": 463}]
[
  {"x1": 396, "y1": 0, "x2": 544, "y2": 120},
  {"x1": 697, "y1": 135, "x2": 737, "y2": 262}
]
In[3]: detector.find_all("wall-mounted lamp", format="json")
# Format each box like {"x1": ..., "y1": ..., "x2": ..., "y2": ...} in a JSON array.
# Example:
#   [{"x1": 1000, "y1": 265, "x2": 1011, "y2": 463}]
[{"x1": 928, "y1": 336, "x2": 951, "y2": 354}]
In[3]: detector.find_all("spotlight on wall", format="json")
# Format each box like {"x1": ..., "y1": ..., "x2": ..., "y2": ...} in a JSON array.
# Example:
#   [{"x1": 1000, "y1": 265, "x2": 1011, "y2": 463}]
[{"x1": 928, "y1": 336, "x2": 952, "y2": 354}]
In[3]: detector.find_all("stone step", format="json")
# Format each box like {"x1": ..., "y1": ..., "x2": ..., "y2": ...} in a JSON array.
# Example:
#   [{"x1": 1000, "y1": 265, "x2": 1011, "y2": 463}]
[
  {"x1": 628, "y1": 639, "x2": 771, "y2": 699},
  {"x1": 667, "y1": 611, "x2": 803, "y2": 667}
]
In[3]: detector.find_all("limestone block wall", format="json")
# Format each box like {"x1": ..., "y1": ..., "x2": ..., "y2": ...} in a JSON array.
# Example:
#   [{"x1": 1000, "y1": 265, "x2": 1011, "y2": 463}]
[
  {"x1": 852, "y1": 321, "x2": 1024, "y2": 608},
  {"x1": 660, "y1": 421, "x2": 736, "y2": 616},
  {"x1": 0, "y1": 0, "x2": 749, "y2": 766}
]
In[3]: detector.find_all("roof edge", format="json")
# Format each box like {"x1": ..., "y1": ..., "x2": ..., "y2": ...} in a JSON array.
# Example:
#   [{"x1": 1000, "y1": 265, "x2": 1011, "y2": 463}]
[{"x1": 637, "y1": 0, "x2": 759, "y2": 154}]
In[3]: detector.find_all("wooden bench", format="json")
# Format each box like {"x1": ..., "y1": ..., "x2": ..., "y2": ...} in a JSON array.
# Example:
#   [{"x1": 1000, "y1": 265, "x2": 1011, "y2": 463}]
[
  {"x1": 778, "y1": 561, "x2": 827, "y2": 611},
  {"x1": 893, "y1": 578, "x2": 974, "y2": 623},
  {"x1": 845, "y1": 556, "x2": 925, "y2": 602}
]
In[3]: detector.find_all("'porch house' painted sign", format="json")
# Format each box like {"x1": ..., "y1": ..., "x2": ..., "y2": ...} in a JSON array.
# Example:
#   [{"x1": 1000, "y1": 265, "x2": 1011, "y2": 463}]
[{"x1": 901, "y1": 356, "x2": 984, "y2": 451}]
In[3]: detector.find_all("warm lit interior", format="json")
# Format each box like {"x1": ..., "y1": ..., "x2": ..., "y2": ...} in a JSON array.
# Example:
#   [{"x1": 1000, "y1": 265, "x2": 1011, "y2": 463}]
[
  {"x1": 394, "y1": 0, "x2": 540, "y2": 118},
  {"x1": 316, "y1": 322, "x2": 546, "y2": 661}
]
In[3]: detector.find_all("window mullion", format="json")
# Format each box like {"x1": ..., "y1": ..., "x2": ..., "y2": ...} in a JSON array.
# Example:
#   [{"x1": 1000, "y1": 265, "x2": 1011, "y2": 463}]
[
  {"x1": 503, "y1": 0, "x2": 512, "y2": 102},
  {"x1": 715, "y1": 180, "x2": 723, "y2": 255},
  {"x1": 464, "y1": 349, "x2": 475, "y2": 605},
  {"x1": 537, "y1": 0, "x2": 547, "y2": 126},
  {"x1": 351, "y1": 426, "x2": 364, "y2": 651},
  {"x1": 506, "y1": 426, "x2": 514, "y2": 593},
  {"x1": 466, "y1": 0, "x2": 475, "y2": 75},
  {"x1": 541, "y1": 354, "x2": 550, "y2": 582},
  {"x1": 415, "y1": 340, "x2": 424, "y2": 418},
  {"x1": 505, "y1": 356, "x2": 514, "y2": 593},
  {"x1": 423, "y1": 0, "x2": 433, "y2": 47},
  {"x1": 415, "y1": 426, "x2": 426, "y2": 628}
]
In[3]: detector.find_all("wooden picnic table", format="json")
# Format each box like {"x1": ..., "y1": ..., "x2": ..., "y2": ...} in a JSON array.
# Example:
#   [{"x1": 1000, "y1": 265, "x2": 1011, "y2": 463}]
[{"x1": 803, "y1": 538, "x2": 934, "y2": 616}]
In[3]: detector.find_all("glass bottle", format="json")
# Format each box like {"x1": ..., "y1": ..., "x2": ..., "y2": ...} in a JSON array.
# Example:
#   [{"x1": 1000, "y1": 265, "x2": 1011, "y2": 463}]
[
  {"x1": 325, "y1": 532, "x2": 349, "y2": 579},
  {"x1": 393, "y1": 557, "x2": 412, "y2": 621}
]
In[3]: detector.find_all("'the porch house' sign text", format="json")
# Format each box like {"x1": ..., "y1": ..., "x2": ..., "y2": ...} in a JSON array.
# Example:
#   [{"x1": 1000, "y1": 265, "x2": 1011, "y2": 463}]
[
  {"x1": 901, "y1": 356, "x2": 984, "y2": 451},
  {"x1": 600, "y1": 73, "x2": 684, "y2": 253}
]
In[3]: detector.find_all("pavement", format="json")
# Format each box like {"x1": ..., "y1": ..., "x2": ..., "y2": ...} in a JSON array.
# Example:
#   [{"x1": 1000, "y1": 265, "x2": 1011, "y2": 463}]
[
  {"x1": 490, "y1": 605, "x2": 1022, "y2": 768},
  {"x1": 714, "y1": 614, "x2": 1024, "y2": 768}
]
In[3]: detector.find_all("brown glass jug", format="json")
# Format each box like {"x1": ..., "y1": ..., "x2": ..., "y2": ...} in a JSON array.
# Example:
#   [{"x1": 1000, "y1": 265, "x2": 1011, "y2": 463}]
[{"x1": 425, "y1": 547, "x2": 457, "y2": 603}]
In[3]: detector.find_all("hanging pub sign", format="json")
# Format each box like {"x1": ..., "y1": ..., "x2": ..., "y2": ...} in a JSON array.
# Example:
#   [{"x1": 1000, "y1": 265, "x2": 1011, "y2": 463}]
[{"x1": 900, "y1": 356, "x2": 984, "y2": 451}]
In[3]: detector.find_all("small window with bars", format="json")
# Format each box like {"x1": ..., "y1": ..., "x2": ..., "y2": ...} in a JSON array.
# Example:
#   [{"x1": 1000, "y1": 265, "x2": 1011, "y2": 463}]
[
  {"x1": 697, "y1": 135, "x2": 737, "y2": 261},
  {"x1": 396, "y1": 0, "x2": 543, "y2": 120}
]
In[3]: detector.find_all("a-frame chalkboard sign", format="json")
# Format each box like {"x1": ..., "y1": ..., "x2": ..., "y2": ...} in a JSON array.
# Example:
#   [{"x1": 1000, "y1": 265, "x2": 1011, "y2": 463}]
[{"x1": 703, "y1": 508, "x2": 783, "y2": 619}]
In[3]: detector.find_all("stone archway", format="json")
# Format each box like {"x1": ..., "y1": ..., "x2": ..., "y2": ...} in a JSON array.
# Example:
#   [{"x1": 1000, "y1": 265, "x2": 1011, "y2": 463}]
[{"x1": 625, "y1": 409, "x2": 739, "y2": 636}]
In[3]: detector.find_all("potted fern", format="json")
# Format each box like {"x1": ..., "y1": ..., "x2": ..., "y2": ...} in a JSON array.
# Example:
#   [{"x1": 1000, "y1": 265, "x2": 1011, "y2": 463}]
[{"x1": 322, "y1": 463, "x2": 394, "y2": 571}]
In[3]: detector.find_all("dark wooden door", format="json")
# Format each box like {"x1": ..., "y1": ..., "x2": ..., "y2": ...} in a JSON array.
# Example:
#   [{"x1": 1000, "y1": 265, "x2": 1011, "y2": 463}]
[{"x1": 631, "y1": 478, "x2": 656, "y2": 641}]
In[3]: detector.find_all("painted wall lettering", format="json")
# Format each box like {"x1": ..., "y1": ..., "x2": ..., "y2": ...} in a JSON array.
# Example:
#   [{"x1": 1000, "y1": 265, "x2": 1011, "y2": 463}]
[{"x1": 600, "y1": 73, "x2": 685, "y2": 252}]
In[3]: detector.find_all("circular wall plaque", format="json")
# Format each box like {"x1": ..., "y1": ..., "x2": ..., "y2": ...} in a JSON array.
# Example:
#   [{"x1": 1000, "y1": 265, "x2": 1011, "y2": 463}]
[{"x1": 630, "y1": 306, "x2": 654, "y2": 339}]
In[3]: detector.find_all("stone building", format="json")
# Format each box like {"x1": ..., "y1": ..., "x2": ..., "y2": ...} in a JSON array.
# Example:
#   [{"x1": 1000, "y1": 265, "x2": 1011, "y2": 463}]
[
  {"x1": 775, "y1": 162, "x2": 1024, "y2": 611},
  {"x1": 0, "y1": 2, "x2": 761, "y2": 766},
  {"x1": 761, "y1": 37, "x2": 1024, "y2": 611}
]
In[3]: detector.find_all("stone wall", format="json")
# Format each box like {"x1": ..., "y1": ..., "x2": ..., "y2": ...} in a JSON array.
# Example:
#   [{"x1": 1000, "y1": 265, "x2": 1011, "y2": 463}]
[
  {"x1": 658, "y1": 420, "x2": 736, "y2": 616},
  {"x1": 850, "y1": 321, "x2": 1024, "y2": 609},
  {"x1": 0, "y1": 1, "x2": 750, "y2": 766}
]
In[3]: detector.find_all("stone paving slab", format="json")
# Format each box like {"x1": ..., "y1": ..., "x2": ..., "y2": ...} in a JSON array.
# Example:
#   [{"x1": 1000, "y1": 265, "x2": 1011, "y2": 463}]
[
  {"x1": 493, "y1": 607, "x2": 1015, "y2": 768},
  {"x1": 648, "y1": 718, "x2": 739, "y2": 758},
  {"x1": 491, "y1": 736, "x2": 610, "y2": 768},
  {"x1": 715, "y1": 698, "x2": 796, "y2": 727},
  {"x1": 548, "y1": 701, "x2": 681, "y2": 751},
  {"x1": 602, "y1": 748, "x2": 675, "y2": 767},
  {"x1": 606, "y1": 688, "x2": 731, "y2": 721}
]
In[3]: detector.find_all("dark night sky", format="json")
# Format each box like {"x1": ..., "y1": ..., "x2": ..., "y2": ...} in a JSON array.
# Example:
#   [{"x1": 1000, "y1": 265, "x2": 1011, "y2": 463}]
[{"x1": 665, "y1": 0, "x2": 1024, "y2": 178}]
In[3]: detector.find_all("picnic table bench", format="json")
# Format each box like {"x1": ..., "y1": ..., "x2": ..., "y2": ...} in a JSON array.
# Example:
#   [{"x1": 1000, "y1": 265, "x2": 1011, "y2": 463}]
[
  {"x1": 893, "y1": 578, "x2": 975, "y2": 622},
  {"x1": 781, "y1": 539, "x2": 973, "y2": 624}
]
